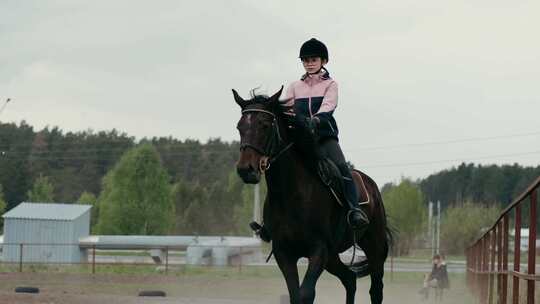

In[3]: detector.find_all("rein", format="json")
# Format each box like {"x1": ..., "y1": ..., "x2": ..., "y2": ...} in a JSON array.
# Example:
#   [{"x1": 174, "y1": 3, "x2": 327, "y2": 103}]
[{"x1": 240, "y1": 108, "x2": 293, "y2": 173}]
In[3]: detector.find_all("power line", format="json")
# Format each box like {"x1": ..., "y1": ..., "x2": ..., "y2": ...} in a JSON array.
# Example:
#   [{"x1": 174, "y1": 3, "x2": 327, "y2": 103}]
[
  {"x1": 0, "y1": 144, "x2": 238, "y2": 156},
  {"x1": 1, "y1": 130, "x2": 538, "y2": 154},
  {"x1": 350, "y1": 131, "x2": 540, "y2": 152},
  {"x1": 2, "y1": 146, "x2": 539, "y2": 171},
  {"x1": 0, "y1": 150, "x2": 236, "y2": 160},
  {"x1": 360, "y1": 150, "x2": 540, "y2": 169},
  {"x1": 0, "y1": 138, "x2": 233, "y2": 150}
]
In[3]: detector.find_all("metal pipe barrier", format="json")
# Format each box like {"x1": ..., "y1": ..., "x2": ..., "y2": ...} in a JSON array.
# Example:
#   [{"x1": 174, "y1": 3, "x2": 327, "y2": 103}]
[
  {"x1": 466, "y1": 176, "x2": 539, "y2": 304},
  {"x1": 0, "y1": 243, "x2": 263, "y2": 274}
]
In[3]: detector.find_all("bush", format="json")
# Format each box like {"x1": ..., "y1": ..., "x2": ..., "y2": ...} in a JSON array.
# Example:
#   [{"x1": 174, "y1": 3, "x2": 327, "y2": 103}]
[
  {"x1": 441, "y1": 201, "x2": 501, "y2": 255},
  {"x1": 382, "y1": 179, "x2": 427, "y2": 256}
]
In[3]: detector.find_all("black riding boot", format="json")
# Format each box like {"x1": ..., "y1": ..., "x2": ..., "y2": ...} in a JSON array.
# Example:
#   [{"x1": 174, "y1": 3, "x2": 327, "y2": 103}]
[
  {"x1": 249, "y1": 221, "x2": 271, "y2": 242},
  {"x1": 338, "y1": 164, "x2": 370, "y2": 233}
]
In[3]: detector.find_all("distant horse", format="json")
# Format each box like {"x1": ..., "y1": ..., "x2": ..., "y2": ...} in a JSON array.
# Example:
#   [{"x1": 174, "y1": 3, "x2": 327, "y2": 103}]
[{"x1": 233, "y1": 87, "x2": 391, "y2": 304}]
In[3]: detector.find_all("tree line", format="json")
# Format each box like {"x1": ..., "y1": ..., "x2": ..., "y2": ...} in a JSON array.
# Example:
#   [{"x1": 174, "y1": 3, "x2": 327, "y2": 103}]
[
  {"x1": 1, "y1": 121, "x2": 538, "y2": 250},
  {"x1": 0, "y1": 121, "x2": 253, "y2": 235}
]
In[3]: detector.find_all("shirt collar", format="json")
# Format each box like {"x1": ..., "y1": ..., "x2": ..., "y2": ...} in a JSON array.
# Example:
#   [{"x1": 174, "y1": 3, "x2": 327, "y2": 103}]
[{"x1": 301, "y1": 67, "x2": 331, "y2": 81}]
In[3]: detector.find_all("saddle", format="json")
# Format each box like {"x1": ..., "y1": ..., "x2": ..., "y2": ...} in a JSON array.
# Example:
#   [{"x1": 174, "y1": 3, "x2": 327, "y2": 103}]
[
  {"x1": 317, "y1": 157, "x2": 371, "y2": 278},
  {"x1": 317, "y1": 157, "x2": 371, "y2": 207}
]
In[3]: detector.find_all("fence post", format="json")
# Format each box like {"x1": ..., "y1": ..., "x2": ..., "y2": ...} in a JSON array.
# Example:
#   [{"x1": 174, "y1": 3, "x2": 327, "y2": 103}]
[
  {"x1": 476, "y1": 242, "x2": 481, "y2": 297},
  {"x1": 18, "y1": 243, "x2": 23, "y2": 272},
  {"x1": 390, "y1": 252, "x2": 394, "y2": 282},
  {"x1": 489, "y1": 230, "x2": 496, "y2": 304},
  {"x1": 483, "y1": 236, "x2": 489, "y2": 304},
  {"x1": 512, "y1": 204, "x2": 521, "y2": 304},
  {"x1": 165, "y1": 247, "x2": 169, "y2": 274},
  {"x1": 527, "y1": 190, "x2": 536, "y2": 304},
  {"x1": 497, "y1": 221, "x2": 503, "y2": 303},
  {"x1": 470, "y1": 245, "x2": 474, "y2": 295},
  {"x1": 238, "y1": 246, "x2": 243, "y2": 274},
  {"x1": 92, "y1": 245, "x2": 96, "y2": 274},
  {"x1": 502, "y1": 214, "x2": 509, "y2": 304},
  {"x1": 480, "y1": 239, "x2": 485, "y2": 303},
  {"x1": 466, "y1": 248, "x2": 469, "y2": 286},
  {"x1": 477, "y1": 240, "x2": 481, "y2": 300}
]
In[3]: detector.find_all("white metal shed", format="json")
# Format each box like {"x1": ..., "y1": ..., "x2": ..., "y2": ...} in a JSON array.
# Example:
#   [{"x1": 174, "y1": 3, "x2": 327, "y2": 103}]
[{"x1": 2, "y1": 202, "x2": 91, "y2": 263}]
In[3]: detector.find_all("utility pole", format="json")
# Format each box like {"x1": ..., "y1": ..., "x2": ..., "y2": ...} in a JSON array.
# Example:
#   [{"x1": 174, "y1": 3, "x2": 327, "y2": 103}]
[
  {"x1": 429, "y1": 201, "x2": 434, "y2": 257},
  {"x1": 253, "y1": 184, "x2": 260, "y2": 237},
  {"x1": 437, "y1": 200, "x2": 441, "y2": 254}
]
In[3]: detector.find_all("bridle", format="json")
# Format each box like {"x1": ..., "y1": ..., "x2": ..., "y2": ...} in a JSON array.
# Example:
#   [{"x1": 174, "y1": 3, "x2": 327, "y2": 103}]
[{"x1": 240, "y1": 107, "x2": 293, "y2": 172}]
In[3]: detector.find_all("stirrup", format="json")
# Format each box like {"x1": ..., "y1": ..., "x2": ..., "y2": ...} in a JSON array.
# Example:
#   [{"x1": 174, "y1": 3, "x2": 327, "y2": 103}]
[
  {"x1": 249, "y1": 221, "x2": 262, "y2": 231},
  {"x1": 249, "y1": 221, "x2": 271, "y2": 242}
]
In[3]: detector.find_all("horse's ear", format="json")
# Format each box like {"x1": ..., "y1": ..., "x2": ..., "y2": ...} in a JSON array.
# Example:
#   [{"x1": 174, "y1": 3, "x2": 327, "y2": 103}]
[
  {"x1": 232, "y1": 89, "x2": 248, "y2": 108},
  {"x1": 268, "y1": 85, "x2": 284, "y2": 107}
]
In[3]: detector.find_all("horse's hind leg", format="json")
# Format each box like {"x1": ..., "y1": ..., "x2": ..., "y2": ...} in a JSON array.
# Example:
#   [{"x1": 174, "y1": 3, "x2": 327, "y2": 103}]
[
  {"x1": 362, "y1": 237, "x2": 388, "y2": 304},
  {"x1": 324, "y1": 254, "x2": 356, "y2": 304},
  {"x1": 369, "y1": 266, "x2": 384, "y2": 304},
  {"x1": 275, "y1": 251, "x2": 301, "y2": 304}
]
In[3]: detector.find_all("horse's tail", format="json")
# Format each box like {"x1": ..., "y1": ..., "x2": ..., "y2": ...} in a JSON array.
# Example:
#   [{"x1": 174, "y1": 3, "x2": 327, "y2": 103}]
[
  {"x1": 357, "y1": 170, "x2": 396, "y2": 257},
  {"x1": 373, "y1": 181, "x2": 396, "y2": 255}
]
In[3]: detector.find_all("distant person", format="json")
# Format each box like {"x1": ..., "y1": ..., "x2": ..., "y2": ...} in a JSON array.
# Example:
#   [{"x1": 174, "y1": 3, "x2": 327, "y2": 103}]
[{"x1": 419, "y1": 254, "x2": 449, "y2": 300}]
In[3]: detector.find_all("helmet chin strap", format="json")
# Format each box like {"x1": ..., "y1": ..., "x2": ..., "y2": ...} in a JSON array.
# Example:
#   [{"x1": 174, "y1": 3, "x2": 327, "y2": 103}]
[{"x1": 308, "y1": 66, "x2": 327, "y2": 75}]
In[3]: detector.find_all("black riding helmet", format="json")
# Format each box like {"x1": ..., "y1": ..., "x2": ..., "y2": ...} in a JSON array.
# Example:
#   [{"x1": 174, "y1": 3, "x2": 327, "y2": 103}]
[{"x1": 299, "y1": 38, "x2": 329, "y2": 62}]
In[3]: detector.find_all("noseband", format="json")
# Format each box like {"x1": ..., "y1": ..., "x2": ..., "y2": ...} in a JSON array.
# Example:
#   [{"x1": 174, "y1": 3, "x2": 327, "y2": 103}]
[{"x1": 240, "y1": 108, "x2": 292, "y2": 172}]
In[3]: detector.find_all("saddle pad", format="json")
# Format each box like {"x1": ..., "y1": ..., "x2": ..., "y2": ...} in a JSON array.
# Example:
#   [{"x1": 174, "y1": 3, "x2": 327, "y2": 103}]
[
  {"x1": 352, "y1": 170, "x2": 371, "y2": 205},
  {"x1": 317, "y1": 158, "x2": 371, "y2": 206}
]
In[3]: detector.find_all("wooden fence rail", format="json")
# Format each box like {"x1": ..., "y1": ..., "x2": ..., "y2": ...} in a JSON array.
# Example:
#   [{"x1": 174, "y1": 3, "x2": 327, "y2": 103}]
[{"x1": 466, "y1": 176, "x2": 539, "y2": 304}]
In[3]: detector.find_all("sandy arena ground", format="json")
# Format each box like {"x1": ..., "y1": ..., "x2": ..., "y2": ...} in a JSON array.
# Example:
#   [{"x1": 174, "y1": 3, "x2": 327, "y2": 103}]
[{"x1": 0, "y1": 269, "x2": 475, "y2": 304}]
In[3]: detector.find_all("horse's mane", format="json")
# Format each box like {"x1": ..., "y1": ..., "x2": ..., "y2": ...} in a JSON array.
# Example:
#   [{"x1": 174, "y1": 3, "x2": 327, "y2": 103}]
[
  {"x1": 246, "y1": 88, "x2": 293, "y2": 113},
  {"x1": 248, "y1": 88, "x2": 269, "y2": 104}
]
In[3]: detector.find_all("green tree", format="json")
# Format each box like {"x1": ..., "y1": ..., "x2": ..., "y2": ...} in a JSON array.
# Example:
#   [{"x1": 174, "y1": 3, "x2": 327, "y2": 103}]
[
  {"x1": 420, "y1": 163, "x2": 540, "y2": 209},
  {"x1": 171, "y1": 179, "x2": 210, "y2": 234},
  {"x1": 77, "y1": 191, "x2": 99, "y2": 232},
  {"x1": 441, "y1": 201, "x2": 500, "y2": 255},
  {"x1": 231, "y1": 184, "x2": 255, "y2": 235},
  {"x1": 96, "y1": 144, "x2": 174, "y2": 235},
  {"x1": 27, "y1": 174, "x2": 55, "y2": 202},
  {"x1": 230, "y1": 172, "x2": 268, "y2": 236},
  {"x1": 382, "y1": 179, "x2": 427, "y2": 256}
]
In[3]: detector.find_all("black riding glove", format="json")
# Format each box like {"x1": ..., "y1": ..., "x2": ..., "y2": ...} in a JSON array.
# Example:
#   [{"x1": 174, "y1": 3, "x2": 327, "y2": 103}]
[{"x1": 304, "y1": 116, "x2": 320, "y2": 138}]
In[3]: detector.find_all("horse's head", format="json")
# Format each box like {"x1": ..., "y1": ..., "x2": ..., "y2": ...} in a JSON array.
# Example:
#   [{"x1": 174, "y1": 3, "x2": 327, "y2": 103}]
[{"x1": 233, "y1": 87, "x2": 283, "y2": 184}]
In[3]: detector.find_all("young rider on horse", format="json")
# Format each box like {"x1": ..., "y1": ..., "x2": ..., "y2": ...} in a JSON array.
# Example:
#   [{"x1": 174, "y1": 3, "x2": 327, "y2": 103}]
[{"x1": 251, "y1": 38, "x2": 370, "y2": 241}]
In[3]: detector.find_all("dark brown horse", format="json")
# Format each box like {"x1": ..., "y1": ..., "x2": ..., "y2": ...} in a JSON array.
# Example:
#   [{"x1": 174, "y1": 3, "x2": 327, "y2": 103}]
[{"x1": 233, "y1": 87, "x2": 391, "y2": 304}]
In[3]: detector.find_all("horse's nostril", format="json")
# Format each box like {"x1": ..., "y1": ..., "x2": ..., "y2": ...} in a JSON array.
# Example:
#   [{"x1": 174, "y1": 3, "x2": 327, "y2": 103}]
[{"x1": 237, "y1": 165, "x2": 260, "y2": 184}]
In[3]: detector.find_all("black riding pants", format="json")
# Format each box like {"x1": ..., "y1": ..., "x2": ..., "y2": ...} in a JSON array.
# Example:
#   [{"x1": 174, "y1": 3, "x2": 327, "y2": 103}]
[
  {"x1": 319, "y1": 138, "x2": 347, "y2": 169},
  {"x1": 319, "y1": 138, "x2": 359, "y2": 207}
]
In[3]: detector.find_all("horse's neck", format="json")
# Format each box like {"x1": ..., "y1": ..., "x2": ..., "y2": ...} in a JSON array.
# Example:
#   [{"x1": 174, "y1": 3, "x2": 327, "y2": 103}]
[
  {"x1": 265, "y1": 149, "x2": 306, "y2": 201},
  {"x1": 264, "y1": 114, "x2": 313, "y2": 199}
]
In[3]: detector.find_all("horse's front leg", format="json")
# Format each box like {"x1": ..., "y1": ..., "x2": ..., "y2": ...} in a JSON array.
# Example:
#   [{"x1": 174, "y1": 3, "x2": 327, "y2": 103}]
[
  {"x1": 275, "y1": 250, "x2": 301, "y2": 304},
  {"x1": 299, "y1": 245, "x2": 328, "y2": 304},
  {"x1": 325, "y1": 253, "x2": 356, "y2": 304}
]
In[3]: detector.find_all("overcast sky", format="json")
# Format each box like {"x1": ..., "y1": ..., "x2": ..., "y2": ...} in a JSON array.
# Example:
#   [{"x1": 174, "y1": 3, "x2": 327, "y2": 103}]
[{"x1": 1, "y1": 0, "x2": 539, "y2": 185}]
